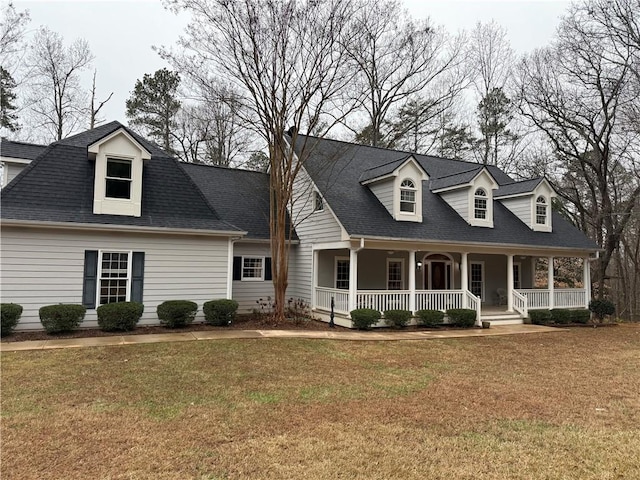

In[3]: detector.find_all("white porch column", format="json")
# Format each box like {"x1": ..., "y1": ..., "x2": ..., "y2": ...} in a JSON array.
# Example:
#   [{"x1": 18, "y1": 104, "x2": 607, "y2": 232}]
[
  {"x1": 348, "y1": 248, "x2": 358, "y2": 313},
  {"x1": 507, "y1": 254, "x2": 514, "y2": 312},
  {"x1": 461, "y1": 252, "x2": 468, "y2": 308},
  {"x1": 583, "y1": 257, "x2": 591, "y2": 308},
  {"x1": 408, "y1": 250, "x2": 416, "y2": 313},
  {"x1": 311, "y1": 249, "x2": 319, "y2": 309},
  {"x1": 548, "y1": 256, "x2": 555, "y2": 309}
]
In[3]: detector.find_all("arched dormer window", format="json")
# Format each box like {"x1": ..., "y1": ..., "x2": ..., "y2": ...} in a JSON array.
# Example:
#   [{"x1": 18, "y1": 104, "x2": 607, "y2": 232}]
[
  {"x1": 400, "y1": 179, "x2": 416, "y2": 213},
  {"x1": 536, "y1": 195, "x2": 547, "y2": 225},
  {"x1": 474, "y1": 188, "x2": 487, "y2": 219}
]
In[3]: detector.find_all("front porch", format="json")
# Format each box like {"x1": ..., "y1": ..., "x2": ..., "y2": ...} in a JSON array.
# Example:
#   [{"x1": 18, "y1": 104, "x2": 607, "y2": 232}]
[{"x1": 311, "y1": 242, "x2": 592, "y2": 327}]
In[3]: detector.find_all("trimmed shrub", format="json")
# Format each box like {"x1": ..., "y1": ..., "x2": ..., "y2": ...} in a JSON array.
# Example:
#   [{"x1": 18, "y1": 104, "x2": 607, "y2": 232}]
[
  {"x1": 97, "y1": 302, "x2": 144, "y2": 331},
  {"x1": 157, "y1": 300, "x2": 198, "y2": 328},
  {"x1": 350, "y1": 308, "x2": 381, "y2": 330},
  {"x1": 39, "y1": 304, "x2": 86, "y2": 334},
  {"x1": 416, "y1": 309, "x2": 444, "y2": 327},
  {"x1": 529, "y1": 309, "x2": 552, "y2": 325},
  {"x1": 589, "y1": 299, "x2": 615, "y2": 322},
  {"x1": 550, "y1": 308, "x2": 571, "y2": 324},
  {"x1": 1, "y1": 303, "x2": 23, "y2": 337},
  {"x1": 446, "y1": 308, "x2": 477, "y2": 328},
  {"x1": 203, "y1": 299, "x2": 238, "y2": 326},
  {"x1": 383, "y1": 309, "x2": 412, "y2": 328},
  {"x1": 570, "y1": 309, "x2": 591, "y2": 324}
]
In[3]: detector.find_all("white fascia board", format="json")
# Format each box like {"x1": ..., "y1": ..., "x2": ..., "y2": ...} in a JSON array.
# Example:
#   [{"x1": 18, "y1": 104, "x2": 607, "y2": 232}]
[
  {"x1": 88, "y1": 128, "x2": 152, "y2": 160},
  {"x1": 495, "y1": 191, "x2": 534, "y2": 200},
  {"x1": 0, "y1": 219, "x2": 247, "y2": 237},
  {"x1": 0, "y1": 156, "x2": 32, "y2": 165},
  {"x1": 431, "y1": 183, "x2": 471, "y2": 194}
]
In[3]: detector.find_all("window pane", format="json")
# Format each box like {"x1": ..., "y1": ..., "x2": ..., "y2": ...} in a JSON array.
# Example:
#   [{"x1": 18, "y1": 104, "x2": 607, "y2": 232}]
[
  {"x1": 99, "y1": 252, "x2": 129, "y2": 304},
  {"x1": 536, "y1": 204, "x2": 547, "y2": 224},
  {"x1": 474, "y1": 198, "x2": 487, "y2": 219},
  {"x1": 107, "y1": 159, "x2": 132, "y2": 179},
  {"x1": 242, "y1": 257, "x2": 263, "y2": 279},
  {"x1": 388, "y1": 261, "x2": 402, "y2": 290},
  {"x1": 336, "y1": 259, "x2": 349, "y2": 289},
  {"x1": 106, "y1": 179, "x2": 131, "y2": 199}
]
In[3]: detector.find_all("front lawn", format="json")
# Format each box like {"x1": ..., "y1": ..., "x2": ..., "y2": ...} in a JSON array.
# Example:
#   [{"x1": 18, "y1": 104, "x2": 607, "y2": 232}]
[{"x1": 2, "y1": 325, "x2": 639, "y2": 479}]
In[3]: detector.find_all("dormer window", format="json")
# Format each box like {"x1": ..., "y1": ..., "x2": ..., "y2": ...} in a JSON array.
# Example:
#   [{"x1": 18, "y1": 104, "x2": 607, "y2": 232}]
[
  {"x1": 474, "y1": 188, "x2": 487, "y2": 219},
  {"x1": 400, "y1": 179, "x2": 416, "y2": 213},
  {"x1": 106, "y1": 158, "x2": 133, "y2": 199},
  {"x1": 536, "y1": 196, "x2": 548, "y2": 225}
]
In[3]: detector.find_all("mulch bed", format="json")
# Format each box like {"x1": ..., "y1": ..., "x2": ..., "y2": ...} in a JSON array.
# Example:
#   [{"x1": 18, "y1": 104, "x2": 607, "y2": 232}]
[{"x1": 1, "y1": 316, "x2": 350, "y2": 343}]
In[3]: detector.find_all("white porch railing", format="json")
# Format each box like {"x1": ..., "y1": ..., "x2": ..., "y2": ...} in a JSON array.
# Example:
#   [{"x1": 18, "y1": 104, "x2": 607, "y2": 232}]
[
  {"x1": 517, "y1": 288, "x2": 586, "y2": 309},
  {"x1": 464, "y1": 290, "x2": 482, "y2": 326},
  {"x1": 555, "y1": 289, "x2": 587, "y2": 308},
  {"x1": 512, "y1": 290, "x2": 528, "y2": 318},
  {"x1": 416, "y1": 290, "x2": 464, "y2": 311},
  {"x1": 315, "y1": 287, "x2": 349, "y2": 314},
  {"x1": 356, "y1": 290, "x2": 410, "y2": 312}
]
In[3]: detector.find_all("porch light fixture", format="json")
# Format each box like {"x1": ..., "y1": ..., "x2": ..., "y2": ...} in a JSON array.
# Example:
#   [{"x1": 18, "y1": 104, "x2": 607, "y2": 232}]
[{"x1": 416, "y1": 261, "x2": 423, "y2": 270}]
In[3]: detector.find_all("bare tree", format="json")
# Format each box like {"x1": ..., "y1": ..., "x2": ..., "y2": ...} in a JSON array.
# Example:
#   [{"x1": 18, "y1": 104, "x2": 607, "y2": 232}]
[
  {"x1": 345, "y1": 0, "x2": 468, "y2": 148},
  {"x1": 89, "y1": 70, "x2": 113, "y2": 129},
  {"x1": 163, "y1": 0, "x2": 356, "y2": 322},
  {"x1": 518, "y1": 1, "x2": 640, "y2": 299},
  {"x1": 0, "y1": 2, "x2": 30, "y2": 73},
  {"x1": 26, "y1": 27, "x2": 93, "y2": 141}
]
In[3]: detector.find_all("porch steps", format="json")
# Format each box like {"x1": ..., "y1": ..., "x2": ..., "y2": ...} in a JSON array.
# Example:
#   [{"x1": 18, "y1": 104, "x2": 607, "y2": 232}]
[{"x1": 480, "y1": 312, "x2": 523, "y2": 326}]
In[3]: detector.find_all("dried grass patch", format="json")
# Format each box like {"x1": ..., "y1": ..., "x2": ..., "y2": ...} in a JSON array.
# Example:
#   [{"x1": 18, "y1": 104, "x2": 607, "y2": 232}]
[{"x1": 2, "y1": 325, "x2": 639, "y2": 479}]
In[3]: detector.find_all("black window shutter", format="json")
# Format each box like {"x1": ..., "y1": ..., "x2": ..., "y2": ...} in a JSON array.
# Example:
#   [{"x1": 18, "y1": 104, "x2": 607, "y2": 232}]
[
  {"x1": 265, "y1": 257, "x2": 272, "y2": 281},
  {"x1": 82, "y1": 250, "x2": 99, "y2": 308},
  {"x1": 131, "y1": 252, "x2": 145, "y2": 303},
  {"x1": 233, "y1": 256, "x2": 242, "y2": 281}
]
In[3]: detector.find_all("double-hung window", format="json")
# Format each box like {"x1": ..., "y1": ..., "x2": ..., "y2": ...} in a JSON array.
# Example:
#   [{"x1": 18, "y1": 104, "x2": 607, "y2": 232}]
[
  {"x1": 335, "y1": 258, "x2": 350, "y2": 290},
  {"x1": 99, "y1": 251, "x2": 131, "y2": 305},
  {"x1": 242, "y1": 257, "x2": 264, "y2": 280},
  {"x1": 400, "y1": 179, "x2": 416, "y2": 213},
  {"x1": 474, "y1": 188, "x2": 487, "y2": 219},
  {"x1": 105, "y1": 158, "x2": 133, "y2": 199},
  {"x1": 536, "y1": 196, "x2": 547, "y2": 225}
]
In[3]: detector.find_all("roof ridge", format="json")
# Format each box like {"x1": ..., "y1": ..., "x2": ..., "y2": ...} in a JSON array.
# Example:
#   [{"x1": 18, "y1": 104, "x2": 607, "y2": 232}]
[
  {"x1": 180, "y1": 161, "x2": 269, "y2": 176},
  {"x1": 431, "y1": 165, "x2": 482, "y2": 181},
  {"x1": 298, "y1": 133, "x2": 485, "y2": 167},
  {"x1": 0, "y1": 138, "x2": 48, "y2": 148}
]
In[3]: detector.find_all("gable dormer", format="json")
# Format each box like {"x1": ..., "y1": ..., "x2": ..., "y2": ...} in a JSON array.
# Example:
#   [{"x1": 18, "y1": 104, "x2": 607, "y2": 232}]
[
  {"x1": 495, "y1": 178, "x2": 556, "y2": 232},
  {"x1": 360, "y1": 156, "x2": 429, "y2": 222},
  {"x1": 431, "y1": 167, "x2": 499, "y2": 228},
  {"x1": 89, "y1": 128, "x2": 151, "y2": 217}
]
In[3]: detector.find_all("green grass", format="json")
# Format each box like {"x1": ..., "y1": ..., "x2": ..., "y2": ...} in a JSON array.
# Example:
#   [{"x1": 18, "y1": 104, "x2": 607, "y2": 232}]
[{"x1": 2, "y1": 326, "x2": 639, "y2": 479}]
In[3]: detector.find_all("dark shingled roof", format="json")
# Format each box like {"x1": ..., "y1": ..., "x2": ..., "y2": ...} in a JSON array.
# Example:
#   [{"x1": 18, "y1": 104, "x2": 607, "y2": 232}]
[
  {"x1": 293, "y1": 135, "x2": 598, "y2": 251},
  {"x1": 1, "y1": 138, "x2": 48, "y2": 160},
  {"x1": 429, "y1": 166, "x2": 484, "y2": 191},
  {"x1": 359, "y1": 155, "x2": 413, "y2": 183},
  {"x1": 181, "y1": 163, "x2": 293, "y2": 240},
  {"x1": 495, "y1": 178, "x2": 545, "y2": 198},
  {"x1": 1, "y1": 122, "x2": 241, "y2": 233}
]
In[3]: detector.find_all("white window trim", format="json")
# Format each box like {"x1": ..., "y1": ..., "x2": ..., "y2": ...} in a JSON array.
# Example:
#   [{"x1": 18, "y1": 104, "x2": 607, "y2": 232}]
[
  {"x1": 104, "y1": 156, "x2": 134, "y2": 201},
  {"x1": 535, "y1": 195, "x2": 548, "y2": 225},
  {"x1": 313, "y1": 190, "x2": 324, "y2": 212},
  {"x1": 386, "y1": 258, "x2": 405, "y2": 290},
  {"x1": 241, "y1": 256, "x2": 265, "y2": 281},
  {"x1": 469, "y1": 261, "x2": 485, "y2": 301},
  {"x1": 474, "y1": 188, "x2": 488, "y2": 220},
  {"x1": 334, "y1": 256, "x2": 350, "y2": 290},
  {"x1": 399, "y1": 178, "x2": 416, "y2": 214},
  {"x1": 97, "y1": 250, "x2": 133, "y2": 305}
]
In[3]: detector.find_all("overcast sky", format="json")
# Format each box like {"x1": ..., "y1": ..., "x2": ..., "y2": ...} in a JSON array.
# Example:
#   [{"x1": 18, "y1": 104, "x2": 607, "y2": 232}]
[{"x1": 14, "y1": 0, "x2": 571, "y2": 128}]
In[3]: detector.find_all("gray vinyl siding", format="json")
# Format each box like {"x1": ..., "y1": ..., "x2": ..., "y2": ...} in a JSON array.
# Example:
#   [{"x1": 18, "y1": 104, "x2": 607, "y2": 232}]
[
  {"x1": 440, "y1": 188, "x2": 469, "y2": 221},
  {"x1": 232, "y1": 242, "x2": 276, "y2": 314},
  {"x1": 288, "y1": 165, "x2": 346, "y2": 303},
  {"x1": 1, "y1": 226, "x2": 230, "y2": 330},
  {"x1": 369, "y1": 180, "x2": 394, "y2": 215},
  {"x1": 500, "y1": 197, "x2": 532, "y2": 228}
]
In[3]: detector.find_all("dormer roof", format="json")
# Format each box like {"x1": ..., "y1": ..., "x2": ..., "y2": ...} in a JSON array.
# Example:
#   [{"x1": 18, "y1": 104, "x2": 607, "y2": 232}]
[
  {"x1": 430, "y1": 166, "x2": 498, "y2": 193},
  {"x1": 88, "y1": 127, "x2": 152, "y2": 160},
  {"x1": 359, "y1": 155, "x2": 428, "y2": 184},
  {"x1": 495, "y1": 177, "x2": 555, "y2": 199}
]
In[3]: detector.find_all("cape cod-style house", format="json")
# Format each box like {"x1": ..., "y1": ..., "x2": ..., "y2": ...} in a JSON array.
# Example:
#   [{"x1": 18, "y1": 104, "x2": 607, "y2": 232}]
[{"x1": 0, "y1": 122, "x2": 599, "y2": 330}]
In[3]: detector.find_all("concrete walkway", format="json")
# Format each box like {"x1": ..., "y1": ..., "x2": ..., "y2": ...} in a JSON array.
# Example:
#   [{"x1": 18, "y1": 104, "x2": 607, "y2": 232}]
[{"x1": 0, "y1": 324, "x2": 564, "y2": 352}]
